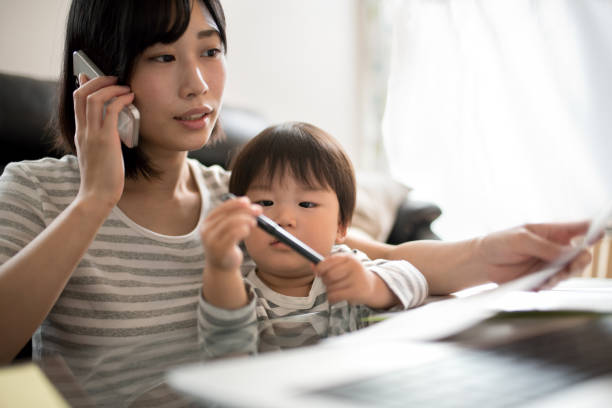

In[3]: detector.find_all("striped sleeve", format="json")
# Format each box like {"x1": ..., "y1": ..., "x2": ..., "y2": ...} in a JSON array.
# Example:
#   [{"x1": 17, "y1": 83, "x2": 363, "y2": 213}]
[
  {"x1": 197, "y1": 284, "x2": 258, "y2": 356},
  {"x1": 0, "y1": 162, "x2": 48, "y2": 263},
  {"x1": 332, "y1": 245, "x2": 429, "y2": 310}
]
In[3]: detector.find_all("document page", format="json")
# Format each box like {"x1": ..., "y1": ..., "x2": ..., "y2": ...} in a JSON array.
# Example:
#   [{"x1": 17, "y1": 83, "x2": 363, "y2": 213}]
[{"x1": 492, "y1": 278, "x2": 612, "y2": 313}]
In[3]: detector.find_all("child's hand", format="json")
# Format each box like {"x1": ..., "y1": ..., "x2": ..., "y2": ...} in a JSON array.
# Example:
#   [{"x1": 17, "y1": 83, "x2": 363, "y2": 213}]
[
  {"x1": 200, "y1": 196, "x2": 261, "y2": 309},
  {"x1": 315, "y1": 253, "x2": 398, "y2": 309},
  {"x1": 200, "y1": 196, "x2": 261, "y2": 274}
]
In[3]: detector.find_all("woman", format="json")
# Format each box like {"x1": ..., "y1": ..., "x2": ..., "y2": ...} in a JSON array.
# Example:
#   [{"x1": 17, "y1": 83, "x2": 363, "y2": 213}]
[{"x1": 0, "y1": 0, "x2": 591, "y2": 364}]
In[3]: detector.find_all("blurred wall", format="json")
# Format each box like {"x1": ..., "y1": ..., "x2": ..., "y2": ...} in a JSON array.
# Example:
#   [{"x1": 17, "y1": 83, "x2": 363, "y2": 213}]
[{"x1": 0, "y1": 0, "x2": 364, "y2": 165}]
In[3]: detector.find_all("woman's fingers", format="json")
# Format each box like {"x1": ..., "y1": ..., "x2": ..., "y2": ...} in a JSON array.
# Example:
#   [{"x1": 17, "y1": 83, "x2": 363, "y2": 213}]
[
  {"x1": 101, "y1": 92, "x2": 135, "y2": 135},
  {"x1": 567, "y1": 249, "x2": 592, "y2": 274},
  {"x1": 73, "y1": 75, "x2": 118, "y2": 129},
  {"x1": 527, "y1": 221, "x2": 590, "y2": 245},
  {"x1": 535, "y1": 249, "x2": 591, "y2": 290},
  {"x1": 73, "y1": 75, "x2": 136, "y2": 150},
  {"x1": 515, "y1": 228, "x2": 567, "y2": 263},
  {"x1": 522, "y1": 223, "x2": 594, "y2": 282},
  {"x1": 84, "y1": 84, "x2": 133, "y2": 137}
]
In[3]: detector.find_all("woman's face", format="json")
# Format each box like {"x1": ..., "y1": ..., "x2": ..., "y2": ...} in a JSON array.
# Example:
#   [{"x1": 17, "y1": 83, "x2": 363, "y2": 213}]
[{"x1": 129, "y1": 1, "x2": 226, "y2": 155}]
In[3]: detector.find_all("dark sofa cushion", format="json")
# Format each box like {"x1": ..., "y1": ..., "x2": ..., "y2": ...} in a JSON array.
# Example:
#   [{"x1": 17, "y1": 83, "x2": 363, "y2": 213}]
[{"x1": 0, "y1": 72, "x2": 269, "y2": 173}]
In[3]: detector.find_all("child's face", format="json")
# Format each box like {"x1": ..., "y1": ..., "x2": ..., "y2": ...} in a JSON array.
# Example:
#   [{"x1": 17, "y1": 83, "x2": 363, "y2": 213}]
[
  {"x1": 244, "y1": 171, "x2": 347, "y2": 279},
  {"x1": 128, "y1": 1, "x2": 226, "y2": 155}
]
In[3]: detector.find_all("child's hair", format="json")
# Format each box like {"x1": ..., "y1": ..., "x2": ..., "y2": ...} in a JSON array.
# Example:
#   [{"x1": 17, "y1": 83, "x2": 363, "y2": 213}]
[
  {"x1": 54, "y1": 0, "x2": 226, "y2": 179},
  {"x1": 229, "y1": 122, "x2": 356, "y2": 227}
]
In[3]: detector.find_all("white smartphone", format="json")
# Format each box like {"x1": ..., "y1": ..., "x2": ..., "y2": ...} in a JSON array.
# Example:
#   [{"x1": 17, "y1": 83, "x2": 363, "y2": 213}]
[{"x1": 72, "y1": 50, "x2": 140, "y2": 148}]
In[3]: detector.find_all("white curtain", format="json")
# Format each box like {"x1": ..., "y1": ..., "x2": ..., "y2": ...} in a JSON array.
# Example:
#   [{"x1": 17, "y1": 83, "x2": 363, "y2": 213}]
[{"x1": 382, "y1": 0, "x2": 612, "y2": 240}]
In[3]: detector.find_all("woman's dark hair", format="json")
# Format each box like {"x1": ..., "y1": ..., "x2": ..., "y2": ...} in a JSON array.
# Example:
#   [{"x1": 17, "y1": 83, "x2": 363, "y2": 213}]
[
  {"x1": 55, "y1": 0, "x2": 227, "y2": 179},
  {"x1": 229, "y1": 122, "x2": 356, "y2": 227}
]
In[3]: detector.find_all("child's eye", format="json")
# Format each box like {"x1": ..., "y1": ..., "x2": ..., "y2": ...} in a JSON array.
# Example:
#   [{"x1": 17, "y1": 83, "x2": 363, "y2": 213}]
[
  {"x1": 299, "y1": 202, "x2": 317, "y2": 208},
  {"x1": 151, "y1": 54, "x2": 175, "y2": 63},
  {"x1": 255, "y1": 200, "x2": 274, "y2": 207}
]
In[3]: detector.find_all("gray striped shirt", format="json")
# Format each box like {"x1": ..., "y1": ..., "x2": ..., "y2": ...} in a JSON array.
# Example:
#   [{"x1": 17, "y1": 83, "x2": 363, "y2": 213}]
[
  {"x1": 0, "y1": 156, "x2": 230, "y2": 359},
  {"x1": 199, "y1": 245, "x2": 428, "y2": 351},
  {"x1": 1, "y1": 156, "x2": 429, "y2": 406}
]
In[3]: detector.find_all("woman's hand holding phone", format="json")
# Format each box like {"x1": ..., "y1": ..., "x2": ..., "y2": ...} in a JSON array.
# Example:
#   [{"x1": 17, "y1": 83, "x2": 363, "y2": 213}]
[{"x1": 72, "y1": 74, "x2": 135, "y2": 213}]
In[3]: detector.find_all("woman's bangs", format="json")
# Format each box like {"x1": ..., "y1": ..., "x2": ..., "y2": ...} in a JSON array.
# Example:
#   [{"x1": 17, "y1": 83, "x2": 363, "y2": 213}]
[{"x1": 132, "y1": 0, "x2": 192, "y2": 49}]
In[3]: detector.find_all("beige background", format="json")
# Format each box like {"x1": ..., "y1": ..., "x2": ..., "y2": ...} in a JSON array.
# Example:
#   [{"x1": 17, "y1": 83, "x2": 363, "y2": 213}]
[{"x1": 0, "y1": 0, "x2": 367, "y2": 167}]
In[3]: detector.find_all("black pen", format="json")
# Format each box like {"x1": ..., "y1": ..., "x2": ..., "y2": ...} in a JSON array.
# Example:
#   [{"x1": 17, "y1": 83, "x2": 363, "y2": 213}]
[{"x1": 221, "y1": 193, "x2": 324, "y2": 264}]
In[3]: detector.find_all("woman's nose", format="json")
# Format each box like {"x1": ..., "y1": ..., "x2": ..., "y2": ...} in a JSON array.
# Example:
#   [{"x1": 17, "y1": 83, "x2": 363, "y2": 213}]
[{"x1": 180, "y1": 62, "x2": 209, "y2": 99}]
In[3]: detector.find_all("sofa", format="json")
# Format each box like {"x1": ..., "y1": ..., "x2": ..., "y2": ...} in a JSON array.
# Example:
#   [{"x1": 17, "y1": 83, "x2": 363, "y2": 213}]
[
  {"x1": 0, "y1": 71, "x2": 441, "y2": 243},
  {"x1": 0, "y1": 71, "x2": 441, "y2": 361}
]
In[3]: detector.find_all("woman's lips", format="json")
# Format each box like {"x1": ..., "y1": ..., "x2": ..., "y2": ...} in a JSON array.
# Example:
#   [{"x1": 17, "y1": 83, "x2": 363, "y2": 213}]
[
  {"x1": 174, "y1": 107, "x2": 213, "y2": 130},
  {"x1": 175, "y1": 112, "x2": 210, "y2": 130}
]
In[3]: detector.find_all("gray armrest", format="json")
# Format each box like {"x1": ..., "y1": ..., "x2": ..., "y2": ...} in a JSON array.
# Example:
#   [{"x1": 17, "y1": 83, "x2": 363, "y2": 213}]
[
  {"x1": 0, "y1": 71, "x2": 269, "y2": 172},
  {"x1": 386, "y1": 200, "x2": 442, "y2": 243}
]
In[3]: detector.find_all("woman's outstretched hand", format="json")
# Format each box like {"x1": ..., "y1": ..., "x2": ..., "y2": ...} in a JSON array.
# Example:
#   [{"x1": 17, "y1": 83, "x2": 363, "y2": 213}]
[
  {"x1": 346, "y1": 219, "x2": 598, "y2": 295},
  {"x1": 73, "y1": 74, "x2": 134, "y2": 211},
  {"x1": 476, "y1": 221, "x2": 594, "y2": 288}
]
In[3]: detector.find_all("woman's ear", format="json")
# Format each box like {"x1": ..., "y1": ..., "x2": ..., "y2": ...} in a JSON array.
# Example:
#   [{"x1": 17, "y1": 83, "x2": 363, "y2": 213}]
[{"x1": 335, "y1": 222, "x2": 348, "y2": 244}]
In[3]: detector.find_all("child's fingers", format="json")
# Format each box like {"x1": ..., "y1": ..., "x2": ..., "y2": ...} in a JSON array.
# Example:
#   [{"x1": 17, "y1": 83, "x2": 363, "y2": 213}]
[
  {"x1": 203, "y1": 213, "x2": 256, "y2": 249},
  {"x1": 206, "y1": 245, "x2": 243, "y2": 271},
  {"x1": 203, "y1": 229, "x2": 245, "y2": 270},
  {"x1": 211, "y1": 196, "x2": 258, "y2": 219},
  {"x1": 202, "y1": 198, "x2": 258, "y2": 233},
  {"x1": 316, "y1": 257, "x2": 350, "y2": 283},
  {"x1": 313, "y1": 256, "x2": 340, "y2": 276},
  {"x1": 205, "y1": 207, "x2": 257, "y2": 234},
  {"x1": 200, "y1": 202, "x2": 259, "y2": 261},
  {"x1": 319, "y1": 264, "x2": 352, "y2": 287},
  {"x1": 325, "y1": 280, "x2": 351, "y2": 295},
  {"x1": 327, "y1": 285, "x2": 357, "y2": 304},
  {"x1": 315, "y1": 253, "x2": 353, "y2": 277}
]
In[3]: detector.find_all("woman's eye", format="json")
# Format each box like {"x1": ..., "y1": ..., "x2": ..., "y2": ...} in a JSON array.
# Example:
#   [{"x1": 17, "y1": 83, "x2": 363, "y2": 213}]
[
  {"x1": 255, "y1": 200, "x2": 273, "y2": 207},
  {"x1": 203, "y1": 48, "x2": 221, "y2": 58},
  {"x1": 152, "y1": 54, "x2": 175, "y2": 63},
  {"x1": 299, "y1": 202, "x2": 317, "y2": 208}
]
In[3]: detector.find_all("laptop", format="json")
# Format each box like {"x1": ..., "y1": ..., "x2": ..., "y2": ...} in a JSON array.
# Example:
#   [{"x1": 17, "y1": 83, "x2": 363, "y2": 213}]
[
  {"x1": 167, "y1": 315, "x2": 612, "y2": 408},
  {"x1": 167, "y1": 205, "x2": 612, "y2": 407}
]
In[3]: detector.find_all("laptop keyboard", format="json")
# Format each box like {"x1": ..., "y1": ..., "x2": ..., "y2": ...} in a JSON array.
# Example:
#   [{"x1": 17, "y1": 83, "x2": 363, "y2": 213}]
[{"x1": 310, "y1": 317, "x2": 612, "y2": 408}]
